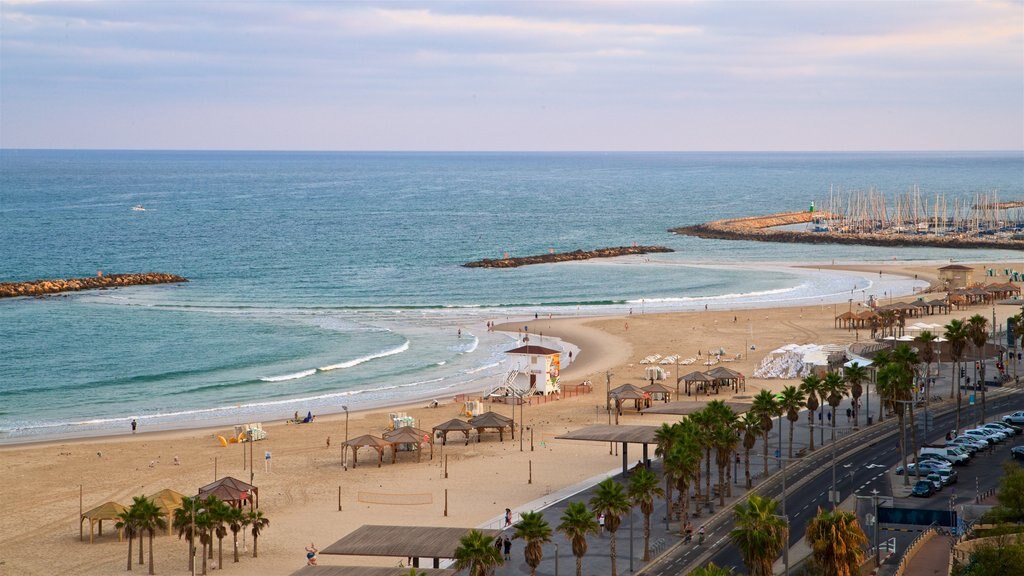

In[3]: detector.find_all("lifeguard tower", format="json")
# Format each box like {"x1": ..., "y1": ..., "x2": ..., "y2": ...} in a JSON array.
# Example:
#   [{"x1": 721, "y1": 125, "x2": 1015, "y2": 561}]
[{"x1": 498, "y1": 344, "x2": 562, "y2": 396}]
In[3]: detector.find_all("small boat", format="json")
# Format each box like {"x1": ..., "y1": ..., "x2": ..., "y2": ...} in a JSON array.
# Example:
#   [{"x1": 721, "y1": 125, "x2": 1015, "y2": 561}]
[{"x1": 132, "y1": 205, "x2": 146, "y2": 211}]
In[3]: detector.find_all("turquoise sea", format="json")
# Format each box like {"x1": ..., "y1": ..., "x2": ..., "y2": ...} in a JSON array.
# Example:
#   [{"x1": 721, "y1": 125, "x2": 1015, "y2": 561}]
[{"x1": 1, "y1": 151, "x2": 1021, "y2": 443}]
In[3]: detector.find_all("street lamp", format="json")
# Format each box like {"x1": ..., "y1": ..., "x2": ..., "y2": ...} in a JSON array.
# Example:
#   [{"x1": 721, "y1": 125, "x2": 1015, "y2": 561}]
[
  {"x1": 769, "y1": 454, "x2": 800, "y2": 576},
  {"x1": 342, "y1": 405, "x2": 349, "y2": 469},
  {"x1": 855, "y1": 489, "x2": 883, "y2": 567}
]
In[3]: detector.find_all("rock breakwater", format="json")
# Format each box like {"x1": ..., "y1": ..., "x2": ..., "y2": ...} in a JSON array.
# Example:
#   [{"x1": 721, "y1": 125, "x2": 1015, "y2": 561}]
[
  {"x1": 671, "y1": 212, "x2": 1024, "y2": 251},
  {"x1": 464, "y1": 246, "x2": 674, "y2": 268},
  {"x1": 0, "y1": 273, "x2": 188, "y2": 298}
]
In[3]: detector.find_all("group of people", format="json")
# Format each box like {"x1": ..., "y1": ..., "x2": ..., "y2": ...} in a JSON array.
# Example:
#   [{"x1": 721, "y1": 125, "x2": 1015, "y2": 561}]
[{"x1": 493, "y1": 534, "x2": 513, "y2": 560}]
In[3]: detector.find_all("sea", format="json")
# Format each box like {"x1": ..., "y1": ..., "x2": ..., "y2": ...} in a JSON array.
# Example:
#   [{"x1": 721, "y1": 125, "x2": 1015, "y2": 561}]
[{"x1": 1, "y1": 150, "x2": 1022, "y2": 444}]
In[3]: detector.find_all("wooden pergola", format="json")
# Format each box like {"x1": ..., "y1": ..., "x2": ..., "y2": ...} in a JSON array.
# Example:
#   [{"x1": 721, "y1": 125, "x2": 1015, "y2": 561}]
[
  {"x1": 199, "y1": 476, "x2": 258, "y2": 508},
  {"x1": 383, "y1": 426, "x2": 434, "y2": 462},
  {"x1": 706, "y1": 366, "x2": 746, "y2": 393},
  {"x1": 80, "y1": 501, "x2": 126, "y2": 543},
  {"x1": 321, "y1": 525, "x2": 500, "y2": 569},
  {"x1": 556, "y1": 425, "x2": 661, "y2": 476},
  {"x1": 609, "y1": 384, "x2": 649, "y2": 414},
  {"x1": 468, "y1": 411, "x2": 514, "y2": 442},
  {"x1": 678, "y1": 370, "x2": 713, "y2": 396},
  {"x1": 432, "y1": 418, "x2": 475, "y2": 446},
  {"x1": 343, "y1": 434, "x2": 394, "y2": 468},
  {"x1": 642, "y1": 381, "x2": 674, "y2": 403},
  {"x1": 149, "y1": 488, "x2": 185, "y2": 535}
]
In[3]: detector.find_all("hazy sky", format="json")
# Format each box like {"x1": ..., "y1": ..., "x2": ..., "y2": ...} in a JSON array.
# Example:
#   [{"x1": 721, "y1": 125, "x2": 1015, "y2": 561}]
[{"x1": 2, "y1": 1, "x2": 1022, "y2": 151}]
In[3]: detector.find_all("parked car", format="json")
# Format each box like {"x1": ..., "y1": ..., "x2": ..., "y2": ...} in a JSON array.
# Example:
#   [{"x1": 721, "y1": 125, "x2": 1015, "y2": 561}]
[
  {"x1": 1002, "y1": 411, "x2": 1024, "y2": 425},
  {"x1": 935, "y1": 468, "x2": 958, "y2": 485},
  {"x1": 963, "y1": 429, "x2": 1001, "y2": 444},
  {"x1": 1011, "y1": 446, "x2": 1024, "y2": 460},
  {"x1": 976, "y1": 426, "x2": 1012, "y2": 440},
  {"x1": 950, "y1": 436, "x2": 987, "y2": 452},
  {"x1": 918, "y1": 453, "x2": 959, "y2": 466},
  {"x1": 925, "y1": 473, "x2": 944, "y2": 491},
  {"x1": 896, "y1": 461, "x2": 951, "y2": 475},
  {"x1": 983, "y1": 422, "x2": 1022, "y2": 435},
  {"x1": 911, "y1": 480, "x2": 936, "y2": 497}
]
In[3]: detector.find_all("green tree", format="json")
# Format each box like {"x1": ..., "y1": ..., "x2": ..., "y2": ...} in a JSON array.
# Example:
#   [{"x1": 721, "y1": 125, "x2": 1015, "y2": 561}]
[
  {"x1": 664, "y1": 419, "x2": 701, "y2": 529},
  {"x1": 821, "y1": 371, "x2": 847, "y2": 443},
  {"x1": 915, "y1": 330, "x2": 938, "y2": 400},
  {"x1": 967, "y1": 314, "x2": 990, "y2": 423},
  {"x1": 247, "y1": 509, "x2": 269, "y2": 559},
  {"x1": 207, "y1": 497, "x2": 231, "y2": 570},
  {"x1": 173, "y1": 496, "x2": 199, "y2": 572},
  {"x1": 751, "y1": 389, "x2": 780, "y2": 478},
  {"x1": 800, "y1": 374, "x2": 822, "y2": 452},
  {"x1": 115, "y1": 506, "x2": 138, "y2": 572},
  {"x1": 779, "y1": 385, "x2": 806, "y2": 459},
  {"x1": 993, "y1": 461, "x2": 1024, "y2": 522},
  {"x1": 512, "y1": 511, "x2": 552, "y2": 576},
  {"x1": 194, "y1": 509, "x2": 212, "y2": 575},
  {"x1": 945, "y1": 319, "x2": 969, "y2": 430},
  {"x1": 892, "y1": 344, "x2": 922, "y2": 481},
  {"x1": 738, "y1": 412, "x2": 761, "y2": 489},
  {"x1": 225, "y1": 506, "x2": 245, "y2": 564},
  {"x1": 557, "y1": 501, "x2": 599, "y2": 576},
  {"x1": 805, "y1": 507, "x2": 868, "y2": 576},
  {"x1": 710, "y1": 404, "x2": 740, "y2": 504},
  {"x1": 590, "y1": 479, "x2": 632, "y2": 576},
  {"x1": 654, "y1": 422, "x2": 679, "y2": 524},
  {"x1": 691, "y1": 562, "x2": 734, "y2": 575},
  {"x1": 952, "y1": 538, "x2": 1024, "y2": 576},
  {"x1": 133, "y1": 496, "x2": 167, "y2": 576},
  {"x1": 690, "y1": 409, "x2": 713, "y2": 511},
  {"x1": 843, "y1": 362, "x2": 868, "y2": 428},
  {"x1": 453, "y1": 529, "x2": 503, "y2": 576},
  {"x1": 728, "y1": 494, "x2": 788, "y2": 576},
  {"x1": 628, "y1": 467, "x2": 663, "y2": 561},
  {"x1": 877, "y1": 353, "x2": 916, "y2": 486}
]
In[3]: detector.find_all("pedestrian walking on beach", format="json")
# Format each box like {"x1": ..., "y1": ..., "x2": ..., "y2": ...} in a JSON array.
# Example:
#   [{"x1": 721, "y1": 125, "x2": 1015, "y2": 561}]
[{"x1": 131, "y1": 419, "x2": 137, "y2": 434}]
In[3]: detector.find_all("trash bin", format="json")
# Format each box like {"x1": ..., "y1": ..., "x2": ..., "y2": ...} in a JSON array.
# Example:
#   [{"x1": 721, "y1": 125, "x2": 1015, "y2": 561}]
[{"x1": 868, "y1": 416, "x2": 874, "y2": 425}]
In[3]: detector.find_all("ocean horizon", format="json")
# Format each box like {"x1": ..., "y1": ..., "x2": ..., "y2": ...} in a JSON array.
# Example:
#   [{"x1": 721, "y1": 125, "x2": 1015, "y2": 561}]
[{"x1": 1, "y1": 150, "x2": 1021, "y2": 443}]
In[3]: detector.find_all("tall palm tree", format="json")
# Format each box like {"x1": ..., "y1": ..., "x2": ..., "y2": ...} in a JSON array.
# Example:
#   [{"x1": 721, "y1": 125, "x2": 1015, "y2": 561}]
[
  {"x1": 115, "y1": 507, "x2": 138, "y2": 571},
  {"x1": 628, "y1": 467, "x2": 663, "y2": 561},
  {"x1": 915, "y1": 331, "x2": 938, "y2": 400},
  {"x1": 778, "y1": 385, "x2": 806, "y2": 459},
  {"x1": 945, "y1": 318, "x2": 969, "y2": 430},
  {"x1": 751, "y1": 389, "x2": 780, "y2": 478},
  {"x1": 557, "y1": 501, "x2": 600, "y2": 576},
  {"x1": 226, "y1": 506, "x2": 244, "y2": 564},
  {"x1": 664, "y1": 420, "x2": 701, "y2": 529},
  {"x1": 691, "y1": 563, "x2": 734, "y2": 576},
  {"x1": 208, "y1": 497, "x2": 230, "y2": 569},
  {"x1": 689, "y1": 409, "x2": 713, "y2": 511},
  {"x1": 512, "y1": 511, "x2": 552, "y2": 576},
  {"x1": 453, "y1": 529, "x2": 503, "y2": 576},
  {"x1": 843, "y1": 363, "x2": 868, "y2": 428},
  {"x1": 173, "y1": 496, "x2": 199, "y2": 572},
  {"x1": 728, "y1": 494, "x2": 788, "y2": 576},
  {"x1": 590, "y1": 479, "x2": 632, "y2": 576},
  {"x1": 967, "y1": 314, "x2": 989, "y2": 423},
  {"x1": 134, "y1": 497, "x2": 167, "y2": 576},
  {"x1": 247, "y1": 509, "x2": 269, "y2": 559},
  {"x1": 891, "y1": 344, "x2": 922, "y2": 481},
  {"x1": 737, "y1": 412, "x2": 760, "y2": 489},
  {"x1": 194, "y1": 510, "x2": 212, "y2": 575},
  {"x1": 653, "y1": 422, "x2": 680, "y2": 524},
  {"x1": 800, "y1": 374, "x2": 822, "y2": 452},
  {"x1": 804, "y1": 507, "x2": 868, "y2": 576},
  {"x1": 710, "y1": 407, "x2": 740, "y2": 504},
  {"x1": 821, "y1": 372, "x2": 848, "y2": 443},
  {"x1": 872, "y1": 349, "x2": 891, "y2": 423},
  {"x1": 877, "y1": 360, "x2": 915, "y2": 486}
]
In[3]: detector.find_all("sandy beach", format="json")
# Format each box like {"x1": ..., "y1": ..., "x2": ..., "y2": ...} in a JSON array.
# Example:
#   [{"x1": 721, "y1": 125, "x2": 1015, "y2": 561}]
[{"x1": 1, "y1": 260, "x2": 1020, "y2": 576}]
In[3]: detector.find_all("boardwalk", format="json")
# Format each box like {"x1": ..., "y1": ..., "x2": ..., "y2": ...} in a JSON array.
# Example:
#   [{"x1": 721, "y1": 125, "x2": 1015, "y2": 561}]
[{"x1": 902, "y1": 535, "x2": 951, "y2": 576}]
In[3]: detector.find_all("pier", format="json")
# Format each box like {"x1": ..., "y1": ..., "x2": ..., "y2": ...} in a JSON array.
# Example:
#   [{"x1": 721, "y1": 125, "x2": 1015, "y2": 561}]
[
  {"x1": 463, "y1": 245, "x2": 674, "y2": 268},
  {"x1": 0, "y1": 272, "x2": 189, "y2": 298}
]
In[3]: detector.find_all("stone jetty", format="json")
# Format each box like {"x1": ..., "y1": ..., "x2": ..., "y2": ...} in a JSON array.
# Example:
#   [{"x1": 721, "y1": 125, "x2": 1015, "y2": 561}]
[
  {"x1": 0, "y1": 272, "x2": 188, "y2": 298},
  {"x1": 464, "y1": 246, "x2": 674, "y2": 268},
  {"x1": 671, "y1": 211, "x2": 1024, "y2": 250}
]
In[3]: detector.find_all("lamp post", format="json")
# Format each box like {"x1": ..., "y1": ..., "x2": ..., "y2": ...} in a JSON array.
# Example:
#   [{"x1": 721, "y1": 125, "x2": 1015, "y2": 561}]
[
  {"x1": 342, "y1": 405, "x2": 349, "y2": 469},
  {"x1": 856, "y1": 489, "x2": 882, "y2": 567},
  {"x1": 629, "y1": 504, "x2": 634, "y2": 572},
  {"x1": 769, "y1": 454, "x2": 799, "y2": 576}
]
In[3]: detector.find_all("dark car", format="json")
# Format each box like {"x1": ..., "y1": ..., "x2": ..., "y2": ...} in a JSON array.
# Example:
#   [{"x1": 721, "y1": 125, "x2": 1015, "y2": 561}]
[
  {"x1": 911, "y1": 480, "x2": 935, "y2": 497},
  {"x1": 1012, "y1": 446, "x2": 1024, "y2": 460}
]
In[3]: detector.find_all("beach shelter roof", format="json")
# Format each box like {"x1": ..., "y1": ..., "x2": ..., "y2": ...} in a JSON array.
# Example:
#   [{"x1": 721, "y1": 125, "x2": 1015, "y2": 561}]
[
  {"x1": 856, "y1": 310, "x2": 878, "y2": 319},
  {"x1": 504, "y1": 344, "x2": 561, "y2": 356},
  {"x1": 199, "y1": 476, "x2": 258, "y2": 507},
  {"x1": 149, "y1": 488, "x2": 185, "y2": 535},
  {"x1": 706, "y1": 366, "x2": 743, "y2": 380},
  {"x1": 291, "y1": 567, "x2": 455, "y2": 576},
  {"x1": 556, "y1": 424, "x2": 661, "y2": 444},
  {"x1": 468, "y1": 411, "x2": 512, "y2": 428},
  {"x1": 611, "y1": 388, "x2": 648, "y2": 401},
  {"x1": 926, "y1": 299, "x2": 949, "y2": 306},
  {"x1": 383, "y1": 426, "x2": 434, "y2": 461},
  {"x1": 836, "y1": 311, "x2": 856, "y2": 320},
  {"x1": 940, "y1": 264, "x2": 973, "y2": 270},
  {"x1": 342, "y1": 434, "x2": 394, "y2": 468},
  {"x1": 321, "y1": 525, "x2": 500, "y2": 560},
  {"x1": 432, "y1": 418, "x2": 473, "y2": 432},
  {"x1": 609, "y1": 383, "x2": 646, "y2": 395},
  {"x1": 643, "y1": 401, "x2": 751, "y2": 416},
  {"x1": 678, "y1": 371, "x2": 712, "y2": 382},
  {"x1": 80, "y1": 501, "x2": 127, "y2": 543},
  {"x1": 641, "y1": 382, "x2": 674, "y2": 395}
]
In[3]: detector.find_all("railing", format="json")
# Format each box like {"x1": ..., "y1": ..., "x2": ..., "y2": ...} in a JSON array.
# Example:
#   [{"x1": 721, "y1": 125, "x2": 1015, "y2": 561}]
[
  {"x1": 648, "y1": 538, "x2": 667, "y2": 556},
  {"x1": 893, "y1": 525, "x2": 938, "y2": 576}
]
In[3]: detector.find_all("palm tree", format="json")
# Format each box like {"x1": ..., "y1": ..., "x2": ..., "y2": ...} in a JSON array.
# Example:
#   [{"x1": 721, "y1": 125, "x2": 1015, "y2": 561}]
[
  {"x1": 653, "y1": 422, "x2": 679, "y2": 525},
  {"x1": 195, "y1": 510, "x2": 212, "y2": 575},
  {"x1": 207, "y1": 498, "x2": 230, "y2": 570},
  {"x1": 689, "y1": 409, "x2": 713, "y2": 511},
  {"x1": 691, "y1": 562, "x2": 734, "y2": 576},
  {"x1": 778, "y1": 385, "x2": 806, "y2": 459},
  {"x1": 728, "y1": 494, "x2": 788, "y2": 576},
  {"x1": 892, "y1": 344, "x2": 922, "y2": 481},
  {"x1": 590, "y1": 479, "x2": 632, "y2": 576},
  {"x1": 115, "y1": 507, "x2": 138, "y2": 571},
  {"x1": 226, "y1": 506, "x2": 244, "y2": 564},
  {"x1": 915, "y1": 331, "x2": 938, "y2": 401},
  {"x1": 843, "y1": 363, "x2": 868, "y2": 428},
  {"x1": 173, "y1": 496, "x2": 199, "y2": 572},
  {"x1": 247, "y1": 509, "x2": 269, "y2": 559},
  {"x1": 737, "y1": 412, "x2": 760, "y2": 489},
  {"x1": 877, "y1": 360, "x2": 914, "y2": 486},
  {"x1": 800, "y1": 374, "x2": 822, "y2": 452},
  {"x1": 945, "y1": 318, "x2": 969, "y2": 431},
  {"x1": 872, "y1": 349, "x2": 891, "y2": 423},
  {"x1": 821, "y1": 371, "x2": 848, "y2": 443},
  {"x1": 512, "y1": 511, "x2": 552, "y2": 576},
  {"x1": 968, "y1": 314, "x2": 989, "y2": 423},
  {"x1": 805, "y1": 507, "x2": 868, "y2": 576},
  {"x1": 628, "y1": 467, "x2": 663, "y2": 561},
  {"x1": 711, "y1": 408, "x2": 740, "y2": 504},
  {"x1": 751, "y1": 389, "x2": 780, "y2": 478},
  {"x1": 664, "y1": 420, "x2": 701, "y2": 529},
  {"x1": 134, "y1": 497, "x2": 167, "y2": 575},
  {"x1": 453, "y1": 529, "x2": 503, "y2": 576},
  {"x1": 557, "y1": 501, "x2": 599, "y2": 576}
]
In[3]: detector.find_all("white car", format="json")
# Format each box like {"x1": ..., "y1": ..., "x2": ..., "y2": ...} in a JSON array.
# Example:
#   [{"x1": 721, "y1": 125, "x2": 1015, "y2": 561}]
[
  {"x1": 950, "y1": 436, "x2": 987, "y2": 451},
  {"x1": 983, "y1": 422, "x2": 1022, "y2": 436},
  {"x1": 1003, "y1": 411, "x2": 1024, "y2": 425},
  {"x1": 963, "y1": 429, "x2": 1002, "y2": 444}
]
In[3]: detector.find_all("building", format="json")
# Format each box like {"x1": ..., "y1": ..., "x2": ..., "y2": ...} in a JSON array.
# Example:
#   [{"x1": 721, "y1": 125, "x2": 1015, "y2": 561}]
[
  {"x1": 503, "y1": 344, "x2": 562, "y2": 395},
  {"x1": 938, "y1": 264, "x2": 974, "y2": 290}
]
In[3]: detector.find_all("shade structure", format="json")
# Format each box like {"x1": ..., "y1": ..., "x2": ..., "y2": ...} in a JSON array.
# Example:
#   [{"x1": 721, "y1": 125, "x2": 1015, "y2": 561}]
[
  {"x1": 468, "y1": 411, "x2": 514, "y2": 442},
  {"x1": 642, "y1": 381, "x2": 674, "y2": 402},
  {"x1": 291, "y1": 567, "x2": 455, "y2": 576},
  {"x1": 677, "y1": 370, "x2": 713, "y2": 396},
  {"x1": 643, "y1": 400, "x2": 752, "y2": 416},
  {"x1": 705, "y1": 366, "x2": 746, "y2": 392},
  {"x1": 342, "y1": 434, "x2": 393, "y2": 468},
  {"x1": 383, "y1": 426, "x2": 434, "y2": 462},
  {"x1": 148, "y1": 488, "x2": 185, "y2": 535},
  {"x1": 81, "y1": 501, "x2": 126, "y2": 543},
  {"x1": 321, "y1": 525, "x2": 500, "y2": 569},
  {"x1": 609, "y1": 383, "x2": 649, "y2": 413},
  {"x1": 198, "y1": 476, "x2": 258, "y2": 508},
  {"x1": 555, "y1": 424, "x2": 661, "y2": 476},
  {"x1": 432, "y1": 418, "x2": 474, "y2": 446}
]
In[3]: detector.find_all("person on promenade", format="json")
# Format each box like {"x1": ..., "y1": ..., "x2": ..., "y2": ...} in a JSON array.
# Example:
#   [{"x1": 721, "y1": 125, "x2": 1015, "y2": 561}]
[
  {"x1": 306, "y1": 543, "x2": 318, "y2": 565},
  {"x1": 504, "y1": 508, "x2": 512, "y2": 527},
  {"x1": 503, "y1": 536, "x2": 512, "y2": 560},
  {"x1": 698, "y1": 525, "x2": 705, "y2": 544}
]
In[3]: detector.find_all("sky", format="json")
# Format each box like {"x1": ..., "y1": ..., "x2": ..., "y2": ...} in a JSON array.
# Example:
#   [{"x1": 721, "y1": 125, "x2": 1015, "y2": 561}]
[{"x1": 1, "y1": 0, "x2": 1022, "y2": 151}]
